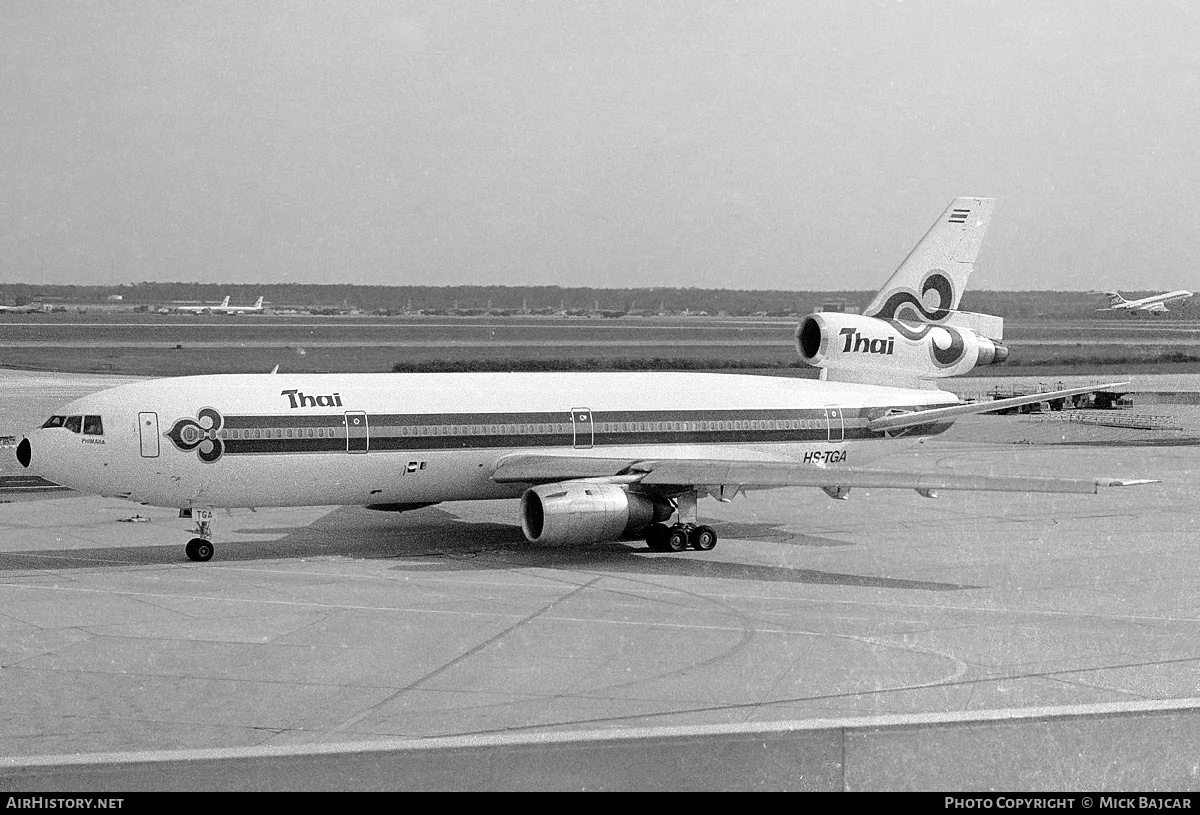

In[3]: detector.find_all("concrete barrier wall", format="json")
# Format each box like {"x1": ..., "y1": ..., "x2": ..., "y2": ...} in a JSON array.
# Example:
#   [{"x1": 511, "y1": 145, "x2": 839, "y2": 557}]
[{"x1": 3, "y1": 700, "x2": 1199, "y2": 791}]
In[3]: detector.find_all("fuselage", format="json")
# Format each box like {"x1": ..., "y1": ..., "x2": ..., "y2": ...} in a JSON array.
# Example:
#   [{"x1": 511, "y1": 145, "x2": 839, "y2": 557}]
[
  {"x1": 18, "y1": 371, "x2": 958, "y2": 509},
  {"x1": 1111, "y1": 290, "x2": 1193, "y2": 310}
]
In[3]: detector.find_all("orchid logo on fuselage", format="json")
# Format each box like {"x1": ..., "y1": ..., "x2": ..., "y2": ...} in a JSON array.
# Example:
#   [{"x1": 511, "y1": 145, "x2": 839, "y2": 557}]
[
  {"x1": 165, "y1": 408, "x2": 224, "y2": 463},
  {"x1": 281, "y1": 390, "x2": 343, "y2": 409}
]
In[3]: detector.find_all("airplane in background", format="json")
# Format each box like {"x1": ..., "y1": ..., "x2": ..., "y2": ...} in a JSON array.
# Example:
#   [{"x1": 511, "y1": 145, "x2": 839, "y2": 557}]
[
  {"x1": 0, "y1": 301, "x2": 46, "y2": 314},
  {"x1": 15, "y1": 197, "x2": 1154, "y2": 562},
  {"x1": 173, "y1": 296, "x2": 231, "y2": 314},
  {"x1": 212, "y1": 296, "x2": 265, "y2": 315},
  {"x1": 1098, "y1": 290, "x2": 1193, "y2": 314}
]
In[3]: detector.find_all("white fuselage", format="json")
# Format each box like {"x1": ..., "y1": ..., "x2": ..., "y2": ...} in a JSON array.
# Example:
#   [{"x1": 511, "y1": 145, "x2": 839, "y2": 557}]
[
  {"x1": 1110, "y1": 290, "x2": 1193, "y2": 311},
  {"x1": 21, "y1": 371, "x2": 957, "y2": 509}
]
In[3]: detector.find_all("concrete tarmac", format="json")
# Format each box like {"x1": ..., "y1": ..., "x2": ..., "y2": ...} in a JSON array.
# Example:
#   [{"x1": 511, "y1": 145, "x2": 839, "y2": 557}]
[{"x1": 0, "y1": 370, "x2": 1198, "y2": 761}]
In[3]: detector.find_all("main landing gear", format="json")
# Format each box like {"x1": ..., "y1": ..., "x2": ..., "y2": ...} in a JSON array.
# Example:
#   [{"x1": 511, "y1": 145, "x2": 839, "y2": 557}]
[
  {"x1": 183, "y1": 508, "x2": 215, "y2": 562},
  {"x1": 643, "y1": 490, "x2": 718, "y2": 553},
  {"x1": 645, "y1": 522, "x2": 718, "y2": 552}
]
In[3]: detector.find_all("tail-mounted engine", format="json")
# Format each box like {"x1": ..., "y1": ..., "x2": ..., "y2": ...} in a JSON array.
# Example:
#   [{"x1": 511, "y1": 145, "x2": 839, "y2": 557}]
[
  {"x1": 521, "y1": 482, "x2": 674, "y2": 545},
  {"x1": 796, "y1": 312, "x2": 1008, "y2": 380}
]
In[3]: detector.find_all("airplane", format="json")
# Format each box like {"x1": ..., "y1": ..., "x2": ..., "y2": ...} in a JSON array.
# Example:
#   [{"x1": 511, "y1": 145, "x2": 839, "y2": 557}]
[
  {"x1": 14, "y1": 197, "x2": 1155, "y2": 563},
  {"x1": 212, "y1": 296, "x2": 265, "y2": 315},
  {"x1": 0, "y1": 301, "x2": 45, "y2": 314},
  {"x1": 172, "y1": 296, "x2": 231, "y2": 314},
  {"x1": 1097, "y1": 290, "x2": 1193, "y2": 314}
]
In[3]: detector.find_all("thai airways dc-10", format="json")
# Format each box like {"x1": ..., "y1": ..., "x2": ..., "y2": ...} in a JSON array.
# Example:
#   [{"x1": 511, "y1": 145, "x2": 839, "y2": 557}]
[{"x1": 15, "y1": 198, "x2": 1153, "y2": 561}]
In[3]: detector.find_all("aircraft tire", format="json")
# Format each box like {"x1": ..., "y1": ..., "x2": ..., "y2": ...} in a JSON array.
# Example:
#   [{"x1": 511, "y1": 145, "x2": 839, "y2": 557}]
[
  {"x1": 665, "y1": 525, "x2": 690, "y2": 552},
  {"x1": 186, "y1": 538, "x2": 214, "y2": 562},
  {"x1": 645, "y1": 523, "x2": 670, "y2": 552},
  {"x1": 690, "y1": 525, "x2": 717, "y2": 551}
]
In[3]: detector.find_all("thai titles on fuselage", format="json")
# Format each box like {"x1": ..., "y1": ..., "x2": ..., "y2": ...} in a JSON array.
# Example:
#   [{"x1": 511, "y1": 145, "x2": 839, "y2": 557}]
[{"x1": 281, "y1": 389, "x2": 343, "y2": 409}]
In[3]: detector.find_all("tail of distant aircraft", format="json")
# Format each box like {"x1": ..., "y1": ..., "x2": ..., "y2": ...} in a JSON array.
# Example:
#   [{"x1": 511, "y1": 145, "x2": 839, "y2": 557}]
[
  {"x1": 862, "y1": 197, "x2": 995, "y2": 324},
  {"x1": 797, "y1": 197, "x2": 1007, "y2": 387},
  {"x1": 219, "y1": 296, "x2": 231, "y2": 308},
  {"x1": 253, "y1": 297, "x2": 264, "y2": 309},
  {"x1": 1104, "y1": 291, "x2": 1130, "y2": 307}
]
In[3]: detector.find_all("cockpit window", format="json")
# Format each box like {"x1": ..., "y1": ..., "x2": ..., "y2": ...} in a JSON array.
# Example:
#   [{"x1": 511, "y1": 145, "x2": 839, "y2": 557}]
[
  {"x1": 64, "y1": 415, "x2": 82, "y2": 434},
  {"x1": 83, "y1": 415, "x2": 104, "y2": 436},
  {"x1": 41, "y1": 416, "x2": 66, "y2": 429}
]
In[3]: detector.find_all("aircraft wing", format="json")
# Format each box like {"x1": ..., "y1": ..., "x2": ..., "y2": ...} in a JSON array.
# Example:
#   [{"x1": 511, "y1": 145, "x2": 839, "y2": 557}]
[
  {"x1": 1143, "y1": 303, "x2": 1169, "y2": 312},
  {"x1": 492, "y1": 454, "x2": 1155, "y2": 495},
  {"x1": 866, "y1": 382, "x2": 1129, "y2": 433}
]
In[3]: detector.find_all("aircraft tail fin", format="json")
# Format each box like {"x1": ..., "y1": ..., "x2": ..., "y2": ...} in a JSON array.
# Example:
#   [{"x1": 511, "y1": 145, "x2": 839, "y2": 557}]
[
  {"x1": 863, "y1": 197, "x2": 994, "y2": 324},
  {"x1": 1104, "y1": 291, "x2": 1129, "y2": 307},
  {"x1": 219, "y1": 296, "x2": 230, "y2": 308},
  {"x1": 253, "y1": 297, "x2": 264, "y2": 309}
]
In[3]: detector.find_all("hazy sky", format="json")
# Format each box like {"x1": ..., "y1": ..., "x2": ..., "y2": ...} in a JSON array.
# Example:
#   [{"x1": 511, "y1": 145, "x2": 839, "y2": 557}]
[{"x1": 2, "y1": 1, "x2": 1198, "y2": 291}]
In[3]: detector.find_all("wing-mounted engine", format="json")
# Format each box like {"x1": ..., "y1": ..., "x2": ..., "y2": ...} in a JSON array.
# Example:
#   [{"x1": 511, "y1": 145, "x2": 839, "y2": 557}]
[
  {"x1": 520, "y1": 482, "x2": 674, "y2": 545},
  {"x1": 795, "y1": 312, "x2": 1008, "y2": 382}
]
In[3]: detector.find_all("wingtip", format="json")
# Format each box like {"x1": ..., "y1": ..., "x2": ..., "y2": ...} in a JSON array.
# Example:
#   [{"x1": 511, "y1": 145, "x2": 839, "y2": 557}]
[{"x1": 1096, "y1": 478, "x2": 1161, "y2": 488}]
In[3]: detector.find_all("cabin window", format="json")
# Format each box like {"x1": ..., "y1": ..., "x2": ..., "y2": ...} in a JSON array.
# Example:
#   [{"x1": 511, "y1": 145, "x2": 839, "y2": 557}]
[
  {"x1": 64, "y1": 416, "x2": 83, "y2": 433},
  {"x1": 41, "y1": 416, "x2": 66, "y2": 429}
]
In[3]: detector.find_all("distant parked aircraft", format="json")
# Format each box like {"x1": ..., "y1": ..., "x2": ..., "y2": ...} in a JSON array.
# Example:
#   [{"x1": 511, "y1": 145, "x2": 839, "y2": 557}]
[
  {"x1": 1098, "y1": 290, "x2": 1193, "y2": 314},
  {"x1": 212, "y1": 296, "x2": 265, "y2": 315},
  {"x1": 173, "y1": 296, "x2": 265, "y2": 315},
  {"x1": 0, "y1": 301, "x2": 45, "y2": 314},
  {"x1": 173, "y1": 297, "x2": 231, "y2": 314}
]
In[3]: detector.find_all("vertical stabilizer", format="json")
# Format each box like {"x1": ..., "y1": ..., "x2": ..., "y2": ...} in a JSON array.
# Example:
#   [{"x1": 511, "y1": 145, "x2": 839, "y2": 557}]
[
  {"x1": 1104, "y1": 291, "x2": 1129, "y2": 306},
  {"x1": 219, "y1": 296, "x2": 230, "y2": 308},
  {"x1": 863, "y1": 197, "x2": 994, "y2": 324}
]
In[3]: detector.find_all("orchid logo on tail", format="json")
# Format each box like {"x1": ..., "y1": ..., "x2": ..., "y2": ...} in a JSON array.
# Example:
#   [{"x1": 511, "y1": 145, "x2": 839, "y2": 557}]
[{"x1": 869, "y1": 270, "x2": 955, "y2": 324}]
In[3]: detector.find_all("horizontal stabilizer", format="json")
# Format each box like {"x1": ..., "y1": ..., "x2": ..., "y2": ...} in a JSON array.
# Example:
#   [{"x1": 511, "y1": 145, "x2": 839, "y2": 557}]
[{"x1": 941, "y1": 310, "x2": 1004, "y2": 341}]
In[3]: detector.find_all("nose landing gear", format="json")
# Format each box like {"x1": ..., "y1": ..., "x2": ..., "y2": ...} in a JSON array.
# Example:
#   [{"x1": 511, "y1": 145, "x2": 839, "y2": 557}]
[{"x1": 183, "y1": 508, "x2": 215, "y2": 562}]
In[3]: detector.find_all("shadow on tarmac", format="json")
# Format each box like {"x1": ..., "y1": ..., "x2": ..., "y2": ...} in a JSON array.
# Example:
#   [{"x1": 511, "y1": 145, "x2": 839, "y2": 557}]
[{"x1": 0, "y1": 505, "x2": 979, "y2": 592}]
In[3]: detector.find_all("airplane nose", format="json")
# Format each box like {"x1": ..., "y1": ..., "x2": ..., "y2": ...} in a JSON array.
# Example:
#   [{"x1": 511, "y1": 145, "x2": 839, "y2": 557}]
[{"x1": 16, "y1": 438, "x2": 30, "y2": 469}]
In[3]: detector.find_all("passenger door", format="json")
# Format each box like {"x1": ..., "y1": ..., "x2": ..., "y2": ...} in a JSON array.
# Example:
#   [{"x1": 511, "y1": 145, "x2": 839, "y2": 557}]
[{"x1": 138, "y1": 412, "x2": 160, "y2": 458}]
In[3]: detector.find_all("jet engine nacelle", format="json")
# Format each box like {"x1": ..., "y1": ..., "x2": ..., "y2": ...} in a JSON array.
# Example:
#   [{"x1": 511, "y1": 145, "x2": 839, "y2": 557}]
[
  {"x1": 520, "y1": 482, "x2": 674, "y2": 545},
  {"x1": 796, "y1": 312, "x2": 1008, "y2": 379}
]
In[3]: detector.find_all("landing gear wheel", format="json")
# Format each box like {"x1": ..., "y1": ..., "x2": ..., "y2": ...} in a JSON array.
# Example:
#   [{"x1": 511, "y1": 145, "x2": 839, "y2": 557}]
[
  {"x1": 186, "y1": 537, "x2": 214, "y2": 562},
  {"x1": 690, "y1": 525, "x2": 718, "y2": 551},
  {"x1": 665, "y1": 524, "x2": 690, "y2": 552},
  {"x1": 645, "y1": 523, "x2": 671, "y2": 552}
]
